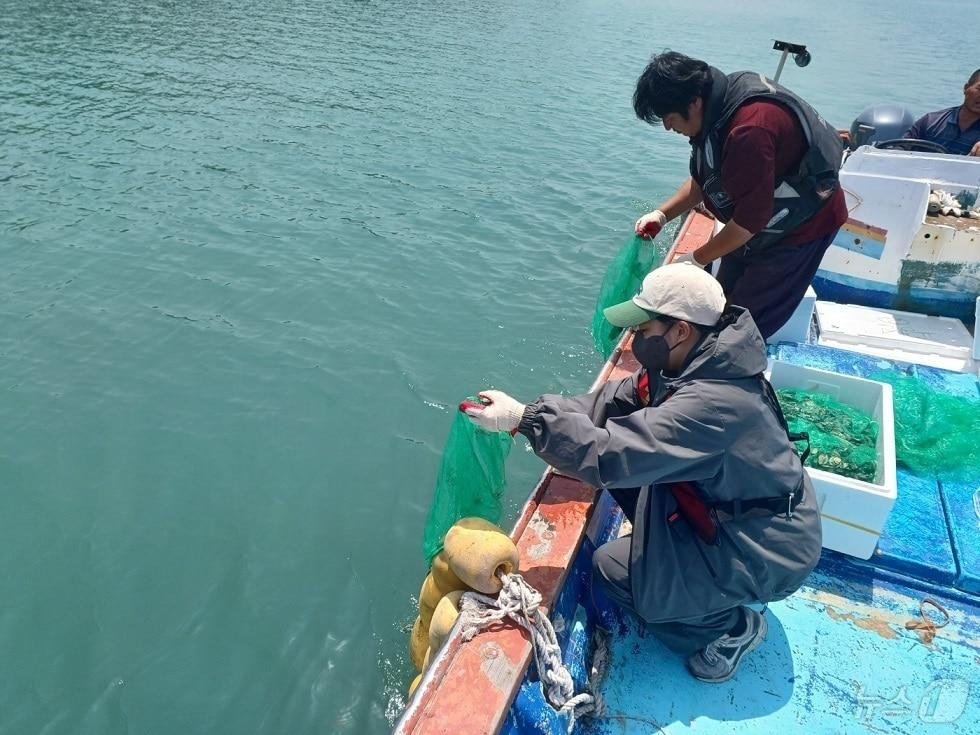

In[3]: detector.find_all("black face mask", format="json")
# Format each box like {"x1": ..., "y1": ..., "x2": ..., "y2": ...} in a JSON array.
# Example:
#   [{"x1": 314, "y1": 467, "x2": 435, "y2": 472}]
[{"x1": 632, "y1": 325, "x2": 680, "y2": 373}]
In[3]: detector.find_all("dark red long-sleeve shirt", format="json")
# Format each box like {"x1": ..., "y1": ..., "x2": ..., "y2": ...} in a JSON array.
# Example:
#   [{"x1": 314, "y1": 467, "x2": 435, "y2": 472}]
[{"x1": 706, "y1": 100, "x2": 847, "y2": 245}]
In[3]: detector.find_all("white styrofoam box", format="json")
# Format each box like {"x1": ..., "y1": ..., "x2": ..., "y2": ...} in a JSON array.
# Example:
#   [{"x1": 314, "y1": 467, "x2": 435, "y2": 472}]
[
  {"x1": 767, "y1": 285, "x2": 816, "y2": 345},
  {"x1": 766, "y1": 360, "x2": 897, "y2": 559},
  {"x1": 705, "y1": 218, "x2": 725, "y2": 278},
  {"x1": 816, "y1": 301, "x2": 977, "y2": 373}
]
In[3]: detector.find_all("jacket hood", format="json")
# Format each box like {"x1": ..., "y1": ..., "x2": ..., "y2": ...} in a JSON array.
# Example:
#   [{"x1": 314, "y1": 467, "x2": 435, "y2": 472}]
[{"x1": 671, "y1": 305, "x2": 768, "y2": 383}]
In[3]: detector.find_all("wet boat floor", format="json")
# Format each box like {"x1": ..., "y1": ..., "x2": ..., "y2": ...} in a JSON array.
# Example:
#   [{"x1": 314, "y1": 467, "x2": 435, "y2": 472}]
[{"x1": 586, "y1": 555, "x2": 980, "y2": 734}]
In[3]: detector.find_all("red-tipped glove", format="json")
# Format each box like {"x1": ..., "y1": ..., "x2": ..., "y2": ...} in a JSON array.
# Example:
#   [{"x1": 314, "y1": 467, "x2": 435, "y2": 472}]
[
  {"x1": 634, "y1": 209, "x2": 667, "y2": 239},
  {"x1": 461, "y1": 390, "x2": 526, "y2": 434}
]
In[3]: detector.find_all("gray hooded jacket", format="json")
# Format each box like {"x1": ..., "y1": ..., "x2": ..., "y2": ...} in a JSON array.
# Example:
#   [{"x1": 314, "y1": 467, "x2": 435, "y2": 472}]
[{"x1": 518, "y1": 306, "x2": 822, "y2": 623}]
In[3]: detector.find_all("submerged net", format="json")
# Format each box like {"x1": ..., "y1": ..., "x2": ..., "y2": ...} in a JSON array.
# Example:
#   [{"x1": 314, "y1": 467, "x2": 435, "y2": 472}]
[
  {"x1": 591, "y1": 235, "x2": 666, "y2": 360},
  {"x1": 421, "y1": 406, "x2": 513, "y2": 565},
  {"x1": 869, "y1": 372, "x2": 980, "y2": 481},
  {"x1": 777, "y1": 388, "x2": 879, "y2": 482}
]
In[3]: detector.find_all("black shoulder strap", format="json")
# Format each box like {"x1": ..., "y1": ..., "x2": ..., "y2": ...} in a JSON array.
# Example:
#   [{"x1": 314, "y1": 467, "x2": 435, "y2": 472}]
[{"x1": 757, "y1": 373, "x2": 811, "y2": 465}]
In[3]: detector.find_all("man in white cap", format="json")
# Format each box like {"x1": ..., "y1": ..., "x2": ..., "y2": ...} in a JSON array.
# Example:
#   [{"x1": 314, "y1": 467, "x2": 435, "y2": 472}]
[{"x1": 465, "y1": 264, "x2": 822, "y2": 682}]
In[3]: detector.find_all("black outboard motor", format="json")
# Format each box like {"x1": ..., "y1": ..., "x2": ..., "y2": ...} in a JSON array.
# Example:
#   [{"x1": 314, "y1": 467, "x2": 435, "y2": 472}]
[{"x1": 848, "y1": 104, "x2": 916, "y2": 150}]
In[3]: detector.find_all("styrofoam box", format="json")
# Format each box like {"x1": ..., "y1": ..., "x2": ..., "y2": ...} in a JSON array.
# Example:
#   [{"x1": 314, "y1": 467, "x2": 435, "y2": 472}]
[
  {"x1": 766, "y1": 285, "x2": 816, "y2": 345},
  {"x1": 766, "y1": 360, "x2": 897, "y2": 559}
]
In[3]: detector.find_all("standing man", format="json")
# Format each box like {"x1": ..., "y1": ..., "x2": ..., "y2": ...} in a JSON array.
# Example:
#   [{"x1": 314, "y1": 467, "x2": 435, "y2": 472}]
[
  {"x1": 903, "y1": 68, "x2": 980, "y2": 156},
  {"x1": 464, "y1": 264, "x2": 822, "y2": 682},
  {"x1": 632, "y1": 51, "x2": 848, "y2": 340}
]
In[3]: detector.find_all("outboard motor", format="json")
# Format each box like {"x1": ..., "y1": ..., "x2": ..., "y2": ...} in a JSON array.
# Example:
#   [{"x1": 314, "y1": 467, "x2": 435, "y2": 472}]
[{"x1": 848, "y1": 104, "x2": 916, "y2": 150}]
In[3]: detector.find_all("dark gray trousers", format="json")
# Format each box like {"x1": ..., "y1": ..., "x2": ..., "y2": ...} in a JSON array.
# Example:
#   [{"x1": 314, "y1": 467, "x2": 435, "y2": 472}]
[
  {"x1": 714, "y1": 230, "x2": 837, "y2": 340},
  {"x1": 591, "y1": 535, "x2": 740, "y2": 654}
]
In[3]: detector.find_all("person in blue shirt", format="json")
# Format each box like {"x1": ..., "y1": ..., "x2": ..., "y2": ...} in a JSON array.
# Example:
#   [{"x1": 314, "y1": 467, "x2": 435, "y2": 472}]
[{"x1": 904, "y1": 69, "x2": 980, "y2": 156}]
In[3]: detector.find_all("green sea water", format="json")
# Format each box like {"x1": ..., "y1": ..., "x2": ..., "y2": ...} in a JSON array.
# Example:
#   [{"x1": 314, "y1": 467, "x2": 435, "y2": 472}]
[{"x1": 1, "y1": 1, "x2": 974, "y2": 733}]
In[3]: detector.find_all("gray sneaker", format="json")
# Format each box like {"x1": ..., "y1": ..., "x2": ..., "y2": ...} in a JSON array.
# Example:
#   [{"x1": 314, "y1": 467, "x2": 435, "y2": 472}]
[{"x1": 685, "y1": 607, "x2": 768, "y2": 683}]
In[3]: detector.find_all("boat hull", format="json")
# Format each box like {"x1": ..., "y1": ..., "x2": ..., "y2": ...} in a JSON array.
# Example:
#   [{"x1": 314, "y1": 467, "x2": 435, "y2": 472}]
[
  {"x1": 813, "y1": 270, "x2": 978, "y2": 321},
  {"x1": 814, "y1": 148, "x2": 980, "y2": 322}
]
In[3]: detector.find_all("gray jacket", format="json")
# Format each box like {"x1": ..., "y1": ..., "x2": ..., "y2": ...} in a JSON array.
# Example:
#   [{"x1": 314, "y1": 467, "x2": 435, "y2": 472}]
[{"x1": 518, "y1": 307, "x2": 822, "y2": 622}]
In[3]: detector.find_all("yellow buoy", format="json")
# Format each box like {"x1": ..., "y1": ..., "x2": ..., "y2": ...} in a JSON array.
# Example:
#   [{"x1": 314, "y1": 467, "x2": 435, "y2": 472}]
[
  {"x1": 409, "y1": 615, "x2": 428, "y2": 671},
  {"x1": 430, "y1": 550, "x2": 468, "y2": 594},
  {"x1": 428, "y1": 589, "x2": 464, "y2": 653},
  {"x1": 421, "y1": 646, "x2": 431, "y2": 672},
  {"x1": 418, "y1": 573, "x2": 443, "y2": 628},
  {"x1": 443, "y1": 517, "x2": 520, "y2": 594},
  {"x1": 408, "y1": 673, "x2": 422, "y2": 697}
]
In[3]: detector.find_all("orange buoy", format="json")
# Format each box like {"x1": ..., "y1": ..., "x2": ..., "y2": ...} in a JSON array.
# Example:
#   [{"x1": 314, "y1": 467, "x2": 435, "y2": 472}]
[
  {"x1": 408, "y1": 673, "x2": 422, "y2": 697},
  {"x1": 428, "y1": 590, "x2": 464, "y2": 652},
  {"x1": 418, "y1": 573, "x2": 443, "y2": 628},
  {"x1": 409, "y1": 615, "x2": 428, "y2": 671},
  {"x1": 430, "y1": 549, "x2": 468, "y2": 593},
  {"x1": 443, "y1": 517, "x2": 519, "y2": 594}
]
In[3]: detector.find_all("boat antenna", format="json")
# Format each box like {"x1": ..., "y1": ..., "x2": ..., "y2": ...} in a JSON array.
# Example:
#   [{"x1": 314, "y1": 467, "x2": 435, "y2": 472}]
[{"x1": 772, "y1": 40, "x2": 811, "y2": 83}]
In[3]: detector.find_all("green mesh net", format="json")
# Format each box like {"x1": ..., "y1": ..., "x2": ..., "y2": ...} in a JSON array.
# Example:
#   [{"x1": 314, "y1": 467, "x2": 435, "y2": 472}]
[
  {"x1": 869, "y1": 372, "x2": 980, "y2": 480},
  {"x1": 591, "y1": 235, "x2": 666, "y2": 360},
  {"x1": 777, "y1": 388, "x2": 879, "y2": 482},
  {"x1": 422, "y1": 406, "x2": 513, "y2": 565}
]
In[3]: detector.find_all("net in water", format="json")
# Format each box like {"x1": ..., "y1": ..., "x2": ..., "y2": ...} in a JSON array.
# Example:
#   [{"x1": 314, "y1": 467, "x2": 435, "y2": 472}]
[{"x1": 421, "y1": 407, "x2": 513, "y2": 565}]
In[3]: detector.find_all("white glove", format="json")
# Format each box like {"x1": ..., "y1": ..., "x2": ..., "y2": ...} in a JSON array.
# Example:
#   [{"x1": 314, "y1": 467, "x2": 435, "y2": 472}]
[
  {"x1": 672, "y1": 250, "x2": 706, "y2": 267},
  {"x1": 635, "y1": 209, "x2": 667, "y2": 239},
  {"x1": 463, "y1": 390, "x2": 526, "y2": 433}
]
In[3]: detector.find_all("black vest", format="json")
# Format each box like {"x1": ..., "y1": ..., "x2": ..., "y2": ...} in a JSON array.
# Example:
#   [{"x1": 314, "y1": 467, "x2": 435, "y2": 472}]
[{"x1": 690, "y1": 68, "x2": 843, "y2": 252}]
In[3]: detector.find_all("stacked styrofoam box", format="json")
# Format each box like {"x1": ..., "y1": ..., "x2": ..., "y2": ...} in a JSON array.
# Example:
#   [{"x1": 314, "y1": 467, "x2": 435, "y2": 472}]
[
  {"x1": 766, "y1": 360, "x2": 897, "y2": 559},
  {"x1": 767, "y1": 285, "x2": 816, "y2": 345},
  {"x1": 816, "y1": 301, "x2": 976, "y2": 373}
]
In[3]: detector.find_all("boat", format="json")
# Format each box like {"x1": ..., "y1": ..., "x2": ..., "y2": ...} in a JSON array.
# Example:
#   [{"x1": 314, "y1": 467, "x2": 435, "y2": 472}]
[
  {"x1": 394, "y1": 125, "x2": 980, "y2": 734},
  {"x1": 817, "y1": 146, "x2": 980, "y2": 321}
]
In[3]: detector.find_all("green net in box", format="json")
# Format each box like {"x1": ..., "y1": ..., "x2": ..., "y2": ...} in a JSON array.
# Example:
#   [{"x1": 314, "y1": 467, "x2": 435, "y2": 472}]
[
  {"x1": 591, "y1": 235, "x2": 665, "y2": 360},
  {"x1": 421, "y1": 407, "x2": 513, "y2": 565},
  {"x1": 776, "y1": 388, "x2": 879, "y2": 483}
]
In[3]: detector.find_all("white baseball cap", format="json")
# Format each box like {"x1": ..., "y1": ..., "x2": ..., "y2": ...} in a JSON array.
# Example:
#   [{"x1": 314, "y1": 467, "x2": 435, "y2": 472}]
[{"x1": 603, "y1": 263, "x2": 726, "y2": 328}]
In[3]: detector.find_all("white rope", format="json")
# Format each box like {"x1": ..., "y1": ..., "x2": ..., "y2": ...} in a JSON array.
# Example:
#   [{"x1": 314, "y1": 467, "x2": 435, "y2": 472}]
[
  {"x1": 586, "y1": 627, "x2": 610, "y2": 711},
  {"x1": 459, "y1": 573, "x2": 602, "y2": 733}
]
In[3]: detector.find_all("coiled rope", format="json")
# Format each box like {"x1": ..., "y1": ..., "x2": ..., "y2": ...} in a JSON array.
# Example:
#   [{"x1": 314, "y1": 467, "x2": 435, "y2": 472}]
[{"x1": 459, "y1": 572, "x2": 607, "y2": 733}]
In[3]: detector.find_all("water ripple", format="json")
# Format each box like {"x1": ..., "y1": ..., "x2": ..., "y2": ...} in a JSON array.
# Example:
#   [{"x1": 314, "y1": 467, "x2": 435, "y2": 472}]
[{"x1": 0, "y1": 0, "x2": 974, "y2": 733}]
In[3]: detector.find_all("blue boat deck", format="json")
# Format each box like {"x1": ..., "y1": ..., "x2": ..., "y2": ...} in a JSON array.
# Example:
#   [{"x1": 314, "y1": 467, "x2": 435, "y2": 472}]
[
  {"x1": 499, "y1": 343, "x2": 980, "y2": 735},
  {"x1": 771, "y1": 343, "x2": 980, "y2": 598},
  {"x1": 589, "y1": 555, "x2": 979, "y2": 734}
]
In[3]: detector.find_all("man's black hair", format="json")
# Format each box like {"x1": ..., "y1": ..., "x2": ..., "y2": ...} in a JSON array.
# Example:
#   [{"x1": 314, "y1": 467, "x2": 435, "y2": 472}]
[
  {"x1": 633, "y1": 51, "x2": 713, "y2": 125},
  {"x1": 967, "y1": 68, "x2": 980, "y2": 86}
]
